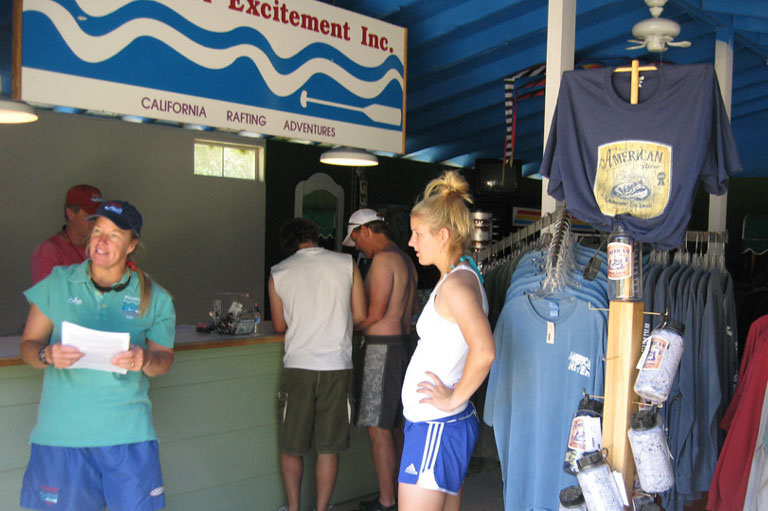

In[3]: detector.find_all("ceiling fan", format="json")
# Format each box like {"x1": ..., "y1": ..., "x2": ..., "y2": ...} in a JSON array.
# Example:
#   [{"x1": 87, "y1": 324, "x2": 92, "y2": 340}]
[{"x1": 627, "y1": 0, "x2": 691, "y2": 53}]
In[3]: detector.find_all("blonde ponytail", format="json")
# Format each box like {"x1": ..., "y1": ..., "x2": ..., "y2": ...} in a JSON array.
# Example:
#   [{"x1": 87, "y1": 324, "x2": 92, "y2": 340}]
[
  {"x1": 411, "y1": 170, "x2": 474, "y2": 253},
  {"x1": 128, "y1": 238, "x2": 153, "y2": 318}
]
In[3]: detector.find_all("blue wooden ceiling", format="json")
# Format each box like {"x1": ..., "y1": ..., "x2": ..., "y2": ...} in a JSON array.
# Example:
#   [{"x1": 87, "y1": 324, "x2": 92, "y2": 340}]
[{"x1": 318, "y1": 0, "x2": 768, "y2": 177}]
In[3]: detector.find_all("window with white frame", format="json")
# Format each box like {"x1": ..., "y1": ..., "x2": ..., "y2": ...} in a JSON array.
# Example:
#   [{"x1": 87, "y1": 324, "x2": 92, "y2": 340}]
[{"x1": 194, "y1": 140, "x2": 264, "y2": 181}]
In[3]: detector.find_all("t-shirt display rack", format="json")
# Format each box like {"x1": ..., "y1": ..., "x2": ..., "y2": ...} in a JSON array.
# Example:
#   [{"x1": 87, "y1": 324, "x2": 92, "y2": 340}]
[
  {"x1": 476, "y1": 213, "x2": 732, "y2": 508},
  {"x1": 477, "y1": 56, "x2": 740, "y2": 508},
  {"x1": 473, "y1": 201, "x2": 642, "y2": 498}
]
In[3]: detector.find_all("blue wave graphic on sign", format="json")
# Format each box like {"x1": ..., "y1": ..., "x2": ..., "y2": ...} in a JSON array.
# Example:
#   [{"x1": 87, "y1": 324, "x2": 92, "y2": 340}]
[{"x1": 23, "y1": 0, "x2": 404, "y2": 128}]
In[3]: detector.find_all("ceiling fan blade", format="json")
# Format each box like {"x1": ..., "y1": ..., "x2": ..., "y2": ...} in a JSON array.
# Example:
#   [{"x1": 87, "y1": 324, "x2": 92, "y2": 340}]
[
  {"x1": 626, "y1": 42, "x2": 648, "y2": 50},
  {"x1": 667, "y1": 40, "x2": 692, "y2": 47},
  {"x1": 627, "y1": 39, "x2": 646, "y2": 45}
]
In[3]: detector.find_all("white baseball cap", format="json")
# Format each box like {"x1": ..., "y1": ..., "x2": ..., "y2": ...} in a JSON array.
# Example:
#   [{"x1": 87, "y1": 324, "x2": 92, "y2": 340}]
[{"x1": 343, "y1": 208, "x2": 384, "y2": 247}]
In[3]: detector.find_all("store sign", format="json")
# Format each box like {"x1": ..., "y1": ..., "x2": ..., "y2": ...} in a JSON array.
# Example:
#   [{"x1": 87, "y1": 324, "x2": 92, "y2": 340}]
[{"x1": 19, "y1": 0, "x2": 406, "y2": 153}]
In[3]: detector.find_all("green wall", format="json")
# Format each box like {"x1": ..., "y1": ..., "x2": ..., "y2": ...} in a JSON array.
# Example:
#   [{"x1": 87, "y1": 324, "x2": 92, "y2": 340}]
[{"x1": 0, "y1": 343, "x2": 376, "y2": 511}]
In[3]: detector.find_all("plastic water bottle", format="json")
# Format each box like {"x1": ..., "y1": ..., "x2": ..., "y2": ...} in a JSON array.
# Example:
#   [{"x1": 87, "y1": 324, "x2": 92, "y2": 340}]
[
  {"x1": 628, "y1": 408, "x2": 674, "y2": 493},
  {"x1": 563, "y1": 395, "x2": 603, "y2": 475},
  {"x1": 634, "y1": 320, "x2": 685, "y2": 404},
  {"x1": 576, "y1": 451, "x2": 625, "y2": 511},
  {"x1": 607, "y1": 224, "x2": 642, "y2": 301}
]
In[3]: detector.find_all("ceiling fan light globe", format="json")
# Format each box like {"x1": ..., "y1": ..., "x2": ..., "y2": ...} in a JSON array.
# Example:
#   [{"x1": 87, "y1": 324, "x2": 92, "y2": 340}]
[{"x1": 646, "y1": 35, "x2": 668, "y2": 53}]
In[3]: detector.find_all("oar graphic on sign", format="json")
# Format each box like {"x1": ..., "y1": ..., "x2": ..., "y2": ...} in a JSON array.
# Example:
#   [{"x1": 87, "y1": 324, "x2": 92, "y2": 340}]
[{"x1": 300, "y1": 90, "x2": 401, "y2": 126}]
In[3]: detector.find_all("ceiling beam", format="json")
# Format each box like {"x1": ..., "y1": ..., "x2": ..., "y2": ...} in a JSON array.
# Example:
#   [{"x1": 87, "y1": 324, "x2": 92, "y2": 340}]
[
  {"x1": 702, "y1": 0, "x2": 768, "y2": 19},
  {"x1": 407, "y1": 96, "x2": 545, "y2": 152},
  {"x1": 407, "y1": 0, "x2": 540, "y2": 46},
  {"x1": 408, "y1": 0, "x2": 625, "y2": 83},
  {"x1": 407, "y1": 6, "x2": 658, "y2": 112},
  {"x1": 733, "y1": 95, "x2": 768, "y2": 120}
]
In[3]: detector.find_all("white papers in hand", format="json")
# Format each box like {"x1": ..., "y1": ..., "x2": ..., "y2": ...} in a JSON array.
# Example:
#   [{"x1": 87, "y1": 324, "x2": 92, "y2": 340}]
[{"x1": 61, "y1": 321, "x2": 130, "y2": 374}]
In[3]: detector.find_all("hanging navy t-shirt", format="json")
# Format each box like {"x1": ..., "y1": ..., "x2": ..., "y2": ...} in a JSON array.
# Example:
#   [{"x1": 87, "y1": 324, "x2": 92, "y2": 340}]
[{"x1": 539, "y1": 64, "x2": 742, "y2": 249}]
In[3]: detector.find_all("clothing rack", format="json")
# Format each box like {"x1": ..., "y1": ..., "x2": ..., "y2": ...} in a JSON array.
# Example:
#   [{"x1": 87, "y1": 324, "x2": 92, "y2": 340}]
[
  {"x1": 475, "y1": 210, "x2": 561, "y2": 264},
  {"x1": 684, "y1": 230, "x2": 729, "y2": 245},
  {"x1": 480, "y1": 227, "x2": 728, "y2": 264},
  {"x1": 540, "y1": 209, "x2": 573, "y2": 295},
  {"x1": 546, "y1": 208, "x2": 570, "y2": 272}
]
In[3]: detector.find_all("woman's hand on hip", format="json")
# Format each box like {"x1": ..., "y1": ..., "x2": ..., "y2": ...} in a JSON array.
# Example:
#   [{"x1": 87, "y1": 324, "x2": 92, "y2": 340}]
[{"x1": 417, "y1": 371, "x2": 456, "y2": 411}]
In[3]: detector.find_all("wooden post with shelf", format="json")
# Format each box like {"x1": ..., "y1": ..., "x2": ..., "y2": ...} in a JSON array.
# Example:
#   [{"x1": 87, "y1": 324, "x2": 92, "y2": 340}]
[
  {"x1": 602, "y1": 301, "x2": 644, "y2": 501},
  {"x1": 602, "y1": 59, "x2": 654, "y2": 503}
]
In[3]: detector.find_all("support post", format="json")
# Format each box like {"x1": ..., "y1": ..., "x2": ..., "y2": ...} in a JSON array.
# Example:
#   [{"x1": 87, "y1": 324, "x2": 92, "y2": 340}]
[
  {"x1": 603, "y1": 300, "x2": 644, "y2": 502},
  {"x1": 709, "y1": 27, "x2": 733, "y2": 255},
  {"x1": 541, "y1": 0, "x2": 575, "y2": 215}
]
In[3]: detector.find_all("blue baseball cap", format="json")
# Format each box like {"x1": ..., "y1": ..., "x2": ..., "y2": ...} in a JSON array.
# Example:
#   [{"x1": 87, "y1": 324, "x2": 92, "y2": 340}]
[{"x1": 87, "y1": 200, "x2": 143, "y2": 237}]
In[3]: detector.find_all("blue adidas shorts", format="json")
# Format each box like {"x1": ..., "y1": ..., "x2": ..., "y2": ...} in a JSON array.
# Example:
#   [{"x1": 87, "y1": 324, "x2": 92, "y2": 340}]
[
  {"x1": 398, "y1": 402, "x2": 479, "y2": 495},
  {"x1": 20, "y1": 441, "x2": 166, "y2": 511}
]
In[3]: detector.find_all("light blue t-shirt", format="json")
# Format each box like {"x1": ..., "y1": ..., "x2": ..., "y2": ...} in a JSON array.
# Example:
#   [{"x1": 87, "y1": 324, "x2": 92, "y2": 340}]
[
  {"x1": 24, "y1": 261, "x2": 176, "y2": 447},
  {"x1": 485, "y1": 295, "x2": 606, "y2": 511}
]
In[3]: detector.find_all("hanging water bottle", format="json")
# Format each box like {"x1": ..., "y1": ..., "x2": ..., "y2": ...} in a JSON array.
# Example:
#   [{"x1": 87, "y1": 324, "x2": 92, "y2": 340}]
[
  {"x1": 628, "y1": 408, "x2": 675, "y2": 493},
  {"x1": 607, "y1": 224, "x2": 642, "y2": 301},
  {"x1": 559, "y1": 486, "x2": 588, "y2": 511},
  {"x1": 576, "y1": 450, "x2": 625, "y2": 511},
  {"x1": 563, "y1": 395, "x2": 603, "y2": 475},
  {"x1": 634, "y1": 319, "x2": 685, "y2": 404}
]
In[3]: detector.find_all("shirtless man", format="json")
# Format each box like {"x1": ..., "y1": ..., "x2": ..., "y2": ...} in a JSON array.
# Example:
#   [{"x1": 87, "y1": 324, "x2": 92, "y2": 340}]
[{"x1": 343, "y1": 209, "x2": 418, "y2": 511}]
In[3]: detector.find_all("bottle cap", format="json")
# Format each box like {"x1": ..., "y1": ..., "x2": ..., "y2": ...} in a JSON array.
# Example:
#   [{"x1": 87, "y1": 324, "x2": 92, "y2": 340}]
[
  {"x1": 578, "y1": 395, "x2": 604, "y2": 415},
  {"x1": 559, "y1": 486, "x2": 585, "y2": 507},
  {"x1": 663, "y1": 319, "x2": 685, "y2": 336},
  {"x1": 630, "y1": 409, "x2": 658, "y2": 430},
  {"x1": 577, "y1": 450, "x2": 604, "y2": 470}
]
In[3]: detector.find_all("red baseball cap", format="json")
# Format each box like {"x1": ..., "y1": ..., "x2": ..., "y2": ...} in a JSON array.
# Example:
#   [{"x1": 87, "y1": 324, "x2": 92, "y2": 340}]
[{"x1": 65, "y1": 184, "x2": 102, "y2": 215}]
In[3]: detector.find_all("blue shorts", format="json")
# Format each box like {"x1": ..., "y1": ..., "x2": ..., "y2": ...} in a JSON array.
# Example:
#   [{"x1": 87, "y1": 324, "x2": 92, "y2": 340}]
[
  {"x1": 398, "y1": 403, "x2": 479, "y2": 495},
  {"x1": 20, "y1": 441, "x2": 166, "y2": 511}
]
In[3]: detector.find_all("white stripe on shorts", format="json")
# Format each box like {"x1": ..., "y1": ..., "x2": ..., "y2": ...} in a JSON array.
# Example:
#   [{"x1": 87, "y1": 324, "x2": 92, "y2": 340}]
[{"x1": 417, "y1": 421, "x2": 445, "y2": 491}]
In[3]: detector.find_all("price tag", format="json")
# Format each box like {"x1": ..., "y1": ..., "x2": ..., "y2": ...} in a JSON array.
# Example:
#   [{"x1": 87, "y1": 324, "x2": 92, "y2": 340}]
[{"x1": 546, "y1": 321, "x2": 555, "y2": 344}]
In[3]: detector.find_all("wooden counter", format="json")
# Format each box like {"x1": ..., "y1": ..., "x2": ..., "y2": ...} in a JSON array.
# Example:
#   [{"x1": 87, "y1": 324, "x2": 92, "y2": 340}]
[
  {"x1": 0, "y1": 323, "x2": 283, "y2": 366},
  {"x1": 0, "y1": 324, "x2": 376, "y2": 511}
]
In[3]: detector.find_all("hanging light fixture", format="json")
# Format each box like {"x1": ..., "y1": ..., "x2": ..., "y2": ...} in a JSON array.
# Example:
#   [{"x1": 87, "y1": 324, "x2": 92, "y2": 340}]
[
  {"x1": 0, "y1": 97, "x2": 38, "y2": 123},
  {"x1": 320, "y1": 147, "x2": 378, "y2": 166},
  {"x1": 0, "y1": 77, "x2": 37, "y2": 123}
]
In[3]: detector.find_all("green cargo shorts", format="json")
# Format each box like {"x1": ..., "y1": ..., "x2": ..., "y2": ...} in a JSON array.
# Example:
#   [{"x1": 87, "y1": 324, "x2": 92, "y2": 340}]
[{"x1": 277, "y1": 368, "x2": 354, "y2": 456}]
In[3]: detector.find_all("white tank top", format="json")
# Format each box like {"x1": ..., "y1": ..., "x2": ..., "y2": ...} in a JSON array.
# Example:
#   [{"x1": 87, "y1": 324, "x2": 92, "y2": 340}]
[
  {"x1": 401, "y1": 266, "x2": 489, "y2": 422},
  {"x1": 271, "y1": 247, "x2": 354, "y2": 370}
]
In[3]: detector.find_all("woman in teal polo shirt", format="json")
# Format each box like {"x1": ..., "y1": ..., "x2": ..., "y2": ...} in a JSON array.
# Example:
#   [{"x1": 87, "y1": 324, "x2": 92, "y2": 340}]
[{"x1": 18, "y1": 200, "x2": 176, "y2": 511}]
